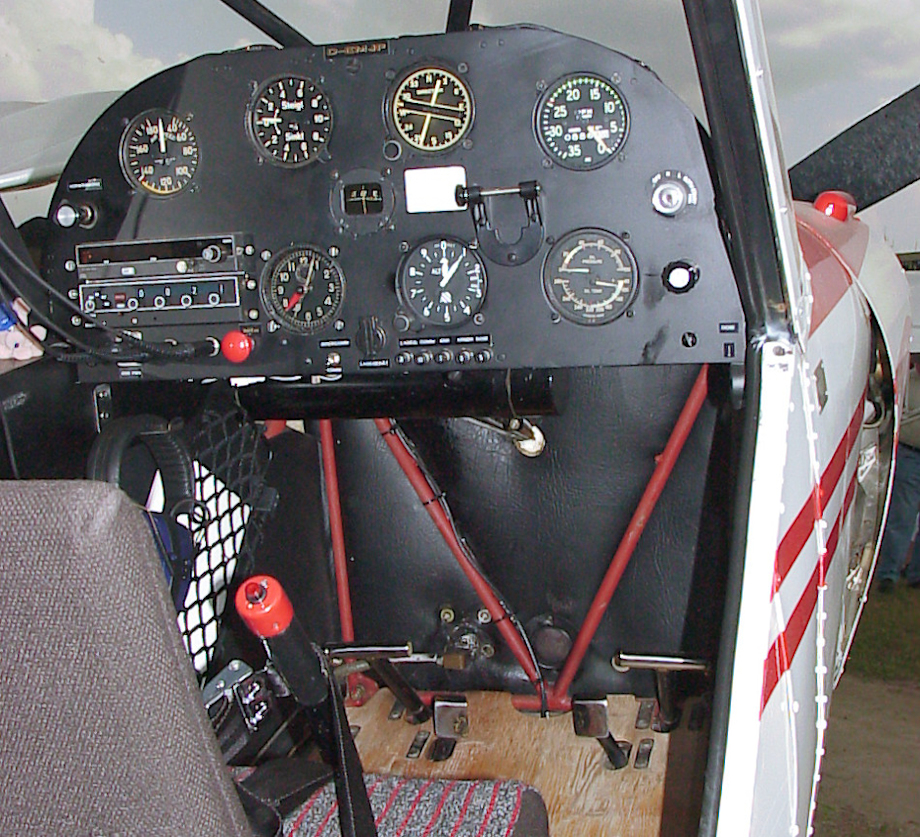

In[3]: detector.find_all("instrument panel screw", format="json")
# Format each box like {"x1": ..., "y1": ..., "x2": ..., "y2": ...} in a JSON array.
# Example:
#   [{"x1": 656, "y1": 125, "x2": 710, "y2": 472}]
[
  {"x1": 65, "y1": 260, "x2": 77, "y2": 273},
  {"x1": 536, "y1": 80, "x2": 546, "y2": 92},
  {"x1": 481, "y1": 644, "x2": 495, "y2": 659},
  {"x1": 260, "y1": 249, "x2": 271, "y2": 261},
  {"x1": 334, "y1": 319, "x2": 345, "y2": 331},
  {"x1": 462, "y1": 138, "x2": 473, "y2": 150},
  {"x1": 473, "y1": 313, "x2": 484, "y2": 326},
  {"x1": 68, "y1": 289, "x2": 79, "y2": 300},
  {"x1": 71, "y1": 315, "x2": 82, "y2": 326},
  {"x1": 439, "y1": 606, "x2": 455, "y2": 624},
  {"x1": 400, "y1": 241, "x2": 410, "y2": 253},
  {"x1": 477, "y1": 608, "x2": 492, "y2": 624},
  {"x1": 458, "y1": 62, "x2": 469, "y2": 73},
  {"x1": 328, "y1": 245, "x2": 340, "y2": 257}
]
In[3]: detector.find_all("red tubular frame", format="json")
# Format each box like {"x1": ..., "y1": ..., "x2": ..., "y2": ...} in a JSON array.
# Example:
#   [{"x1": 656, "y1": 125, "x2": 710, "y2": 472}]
[
  {"x1": 319, "y1": 363, "x2": 708, "y2": 711},
  {"x1": 514, "y1": 364, "x2": 710, "y2": 712},
  {"x1": 319, "y1": 418, "x2": 355, "y2": 643},
  {"x1": 374, "y1": 417, "x2": 542, "y2": 689}
]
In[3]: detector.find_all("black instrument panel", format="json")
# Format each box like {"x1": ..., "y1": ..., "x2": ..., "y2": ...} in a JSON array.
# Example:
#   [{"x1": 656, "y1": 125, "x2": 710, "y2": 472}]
[{"x1": 42, "y1": 26, "x2": 744, "y2": 384}]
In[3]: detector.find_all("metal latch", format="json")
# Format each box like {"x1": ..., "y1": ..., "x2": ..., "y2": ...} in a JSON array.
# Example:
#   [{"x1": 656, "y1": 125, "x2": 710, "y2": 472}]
[{"x1": 456, "y1": 180, "x2": 544, "y2": 266}]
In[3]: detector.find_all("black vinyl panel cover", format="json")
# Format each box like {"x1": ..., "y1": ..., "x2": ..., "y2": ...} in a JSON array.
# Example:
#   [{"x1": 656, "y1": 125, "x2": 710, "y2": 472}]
[{"x1": 328, "y1": 365, "x2": 724, "y2": 695}]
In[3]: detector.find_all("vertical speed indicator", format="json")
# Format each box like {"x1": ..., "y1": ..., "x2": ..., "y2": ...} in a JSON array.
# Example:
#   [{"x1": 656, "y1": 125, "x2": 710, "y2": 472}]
[
  {"x1": 535, "y1": 74, "x2": 628, "y2": 170},
  {"x1": 248, "y1": 76, "x2": 332, "y2": 167}
]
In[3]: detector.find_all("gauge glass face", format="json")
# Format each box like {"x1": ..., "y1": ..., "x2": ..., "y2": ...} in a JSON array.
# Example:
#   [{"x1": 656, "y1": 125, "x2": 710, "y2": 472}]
[
  {"x1": 398, "y1": 238, "x2": 486, "y2": 327},
  {"x1": 249, "y1": 76, "x2": 332, "y2": 167},
  {"x1": 543, "y1": 229, "x2": 638, "y2": 325},
  {"x1": 261, "y1": 246, "x2": 345, "y2": 333},
  {"x1": 536, "y1": 74, "x2": 628, "y2": 170},
  {"x1": 120, "y1": 110, "x2": 199, "y2": 196},
  {"x1": 343, "y1": 182, "x2": 384, "y2": 216},
  {"x1": 391, "y1": 66, "x2": 473, "y2": 152}
]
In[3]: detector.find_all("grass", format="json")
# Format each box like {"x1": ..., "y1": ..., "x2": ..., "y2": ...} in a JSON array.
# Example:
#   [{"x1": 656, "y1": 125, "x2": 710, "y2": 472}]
[
  {"x1": 814, "y1": 804, "x2": 908, "y2": 836},
  {"x1": 845, "y1": 582, "x2": 920, "y2": 682}
]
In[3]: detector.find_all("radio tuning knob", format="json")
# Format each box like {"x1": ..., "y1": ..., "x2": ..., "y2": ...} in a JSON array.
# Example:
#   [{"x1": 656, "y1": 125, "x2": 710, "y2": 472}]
[{"x1": 221, "y1": 330, "x2": 254, "y2": 363}]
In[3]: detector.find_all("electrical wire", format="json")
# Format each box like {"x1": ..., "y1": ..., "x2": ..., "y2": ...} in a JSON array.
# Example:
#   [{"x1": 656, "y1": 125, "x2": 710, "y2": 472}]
[{"x1": 0, "y1": 200, "x2": 216, "y2": 363}]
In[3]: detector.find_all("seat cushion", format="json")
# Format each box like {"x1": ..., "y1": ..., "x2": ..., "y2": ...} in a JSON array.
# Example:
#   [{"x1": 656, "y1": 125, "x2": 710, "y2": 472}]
[{"x1": 285, "y1": 775, "x2": 549, "y2": 836}]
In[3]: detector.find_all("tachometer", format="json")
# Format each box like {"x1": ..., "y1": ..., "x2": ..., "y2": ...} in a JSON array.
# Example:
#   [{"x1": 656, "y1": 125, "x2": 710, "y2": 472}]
[
  {"x1": 543, "y1": 229, "x2": 638, "y2": 325},
  {"x1": 397, "y1": 237, "x2": 486, "y2": 327},
  {"x1": 248, "y1": 76, "x2": 333, "y2": 167},
  {"x1": 390, "y1": 66, "x2": 473, "y2": 153},
  {"x1": 119, "y1": 109, "x2": 199, "y2": 196},
  {"x1": 535, "y1": 74, "x2": 628, "y2": 170},
  {"x1": 261, "y1": 246, "x2": 345, "y2": 333}
]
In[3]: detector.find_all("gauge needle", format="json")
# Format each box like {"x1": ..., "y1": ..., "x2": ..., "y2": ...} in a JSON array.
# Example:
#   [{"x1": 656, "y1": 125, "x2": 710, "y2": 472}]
[
  {"x1": 157, "y1": 118, "x2": 167, "y2": 154},
  {"x1": 419, "y1": 77, "x2": 443, "y2": 144},
  {"x1": 285, "y1": 289, "x2": 304, "y2": 311},
  {"x1": 587, "y1": 124, "x2": 612, "y2": 154},
  {"x1": 284, "y1": 257, "x2": 316, "y2": 311},
  {"x1": 440, "y1": 254, "x2": 463, "y2": 287}
]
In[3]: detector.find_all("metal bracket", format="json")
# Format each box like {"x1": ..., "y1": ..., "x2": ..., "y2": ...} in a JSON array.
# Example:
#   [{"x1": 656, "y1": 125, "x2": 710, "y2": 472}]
[
  {"x1": 456, "y1": 181, "x2": 544, "y2": 266},
  {"x1": 572, "y1": 696, "x2": 632, "y2": 770},
  {"x1": 432, "y1": 694, "x2": 470, "y2": 740}
]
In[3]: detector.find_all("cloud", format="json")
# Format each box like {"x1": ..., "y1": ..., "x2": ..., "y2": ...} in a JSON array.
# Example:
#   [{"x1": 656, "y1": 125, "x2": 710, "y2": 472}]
[{"x1": 0, "y1": 0, "x2": 163, "y2": 101}]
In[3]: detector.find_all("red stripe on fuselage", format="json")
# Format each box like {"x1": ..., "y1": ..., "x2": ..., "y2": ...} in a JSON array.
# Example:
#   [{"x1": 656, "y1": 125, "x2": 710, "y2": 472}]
[
  {"x1": 772, "y1": 401, "x2": 863, "y2": 595},
  {"x1": 761, "y1": 472, "x2": 857, "y2": 714}
]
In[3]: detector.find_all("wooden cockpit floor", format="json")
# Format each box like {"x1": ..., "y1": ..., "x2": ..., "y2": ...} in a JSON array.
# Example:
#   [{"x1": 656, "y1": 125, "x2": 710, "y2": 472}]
[{"x1": 348, "y1": 689, "x2": 673, "y2": 837}]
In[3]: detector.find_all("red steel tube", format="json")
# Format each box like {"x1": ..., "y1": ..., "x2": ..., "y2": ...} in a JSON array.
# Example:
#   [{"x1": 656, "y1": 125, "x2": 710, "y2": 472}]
[
  {"x1": 319, "y1": 418, "x2": 355, "y2": 642},
  {"x1": 374, "y1": 417, "x2": 541, "y2": 688},
  {"x1": 519, "y1": 365, "x2": 710, "y2": 710}
]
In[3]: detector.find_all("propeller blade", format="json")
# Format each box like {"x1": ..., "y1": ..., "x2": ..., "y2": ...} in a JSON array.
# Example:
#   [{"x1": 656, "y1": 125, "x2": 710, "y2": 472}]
[{"x1": 789, "y1": 83, "x2": 920, "y2": 210}]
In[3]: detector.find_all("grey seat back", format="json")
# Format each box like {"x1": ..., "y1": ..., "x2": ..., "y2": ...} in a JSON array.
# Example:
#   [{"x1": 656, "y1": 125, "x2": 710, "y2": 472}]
[{"x1": 0, "y1": 480, "x2": 253, "y2": 837}]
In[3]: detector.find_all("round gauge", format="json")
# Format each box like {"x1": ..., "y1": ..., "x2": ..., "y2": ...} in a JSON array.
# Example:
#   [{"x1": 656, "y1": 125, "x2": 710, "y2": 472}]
[
  {"x1": 261, "y1": 246, "x2": 345, "y2": 333},
  {"x1": 391, "y1": 66, "x2": 473, "y2": 152},
  {"x1": 398, "y1": 237, "x2": 486, "y2": 327},
  {"x1": 119, "y1": 110, "x2": 199, "y2": 196},
  {"x1": 249, "y1": 76, "x2": 332, "y2": 167},
  {"x1": 543, "y1": 229, "x2": 638, "y2": 325},
  {"x1": 535, "y1": 73, "x2": 629, "y2": 170}
]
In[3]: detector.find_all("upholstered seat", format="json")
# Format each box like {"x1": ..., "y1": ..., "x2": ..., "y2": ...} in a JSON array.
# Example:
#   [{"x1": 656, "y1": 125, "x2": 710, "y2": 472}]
[{"x1": 0, "y1": 481, "x2": 548, "y2": 837}]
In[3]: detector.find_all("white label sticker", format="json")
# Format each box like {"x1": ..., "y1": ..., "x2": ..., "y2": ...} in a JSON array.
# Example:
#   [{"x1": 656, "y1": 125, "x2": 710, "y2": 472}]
[{"x1": 404, "y1": 166, "x2": 467, "y2": 214}]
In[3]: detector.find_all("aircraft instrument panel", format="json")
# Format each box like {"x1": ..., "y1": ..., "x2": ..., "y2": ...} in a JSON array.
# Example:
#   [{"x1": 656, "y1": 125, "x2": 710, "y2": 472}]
[{"x1": 41, "y1": 25, "x2": 744, "y2": 385}]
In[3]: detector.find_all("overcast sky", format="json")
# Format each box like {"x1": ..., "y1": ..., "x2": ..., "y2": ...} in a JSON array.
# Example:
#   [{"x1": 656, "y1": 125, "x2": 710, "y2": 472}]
[{"x1": 2, "y1": 0, "x2": 920, "y2": 248}]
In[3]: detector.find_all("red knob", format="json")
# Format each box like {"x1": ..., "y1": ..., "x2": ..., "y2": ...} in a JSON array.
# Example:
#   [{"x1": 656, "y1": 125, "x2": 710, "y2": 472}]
[
  {"x1": 235, "y1": 575, "x2": 294, "y2": 638},
  {"x1": 813, "y1": 191, "x2": 856, "y2": 222},
  {"x1": 221, "y1": 330, "x2": 254, "y2": 363}
]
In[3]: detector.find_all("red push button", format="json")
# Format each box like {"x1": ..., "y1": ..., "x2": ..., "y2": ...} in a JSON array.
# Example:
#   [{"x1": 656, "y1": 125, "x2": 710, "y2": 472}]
[{"x1": 220, "y1": 330, "x2": 254, "y2": 363}]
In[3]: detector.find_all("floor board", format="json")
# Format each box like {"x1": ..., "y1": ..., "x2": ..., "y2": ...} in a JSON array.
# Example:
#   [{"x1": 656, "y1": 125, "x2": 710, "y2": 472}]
[{"x1": 348, "y1": 689, "x2": 670, "y2": 837}]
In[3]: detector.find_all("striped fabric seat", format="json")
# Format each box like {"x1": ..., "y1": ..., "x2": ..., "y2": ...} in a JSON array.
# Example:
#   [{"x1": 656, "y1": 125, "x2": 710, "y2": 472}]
[{"x1": 285, "y1": 775, "x2": 548, "y2": 837}]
